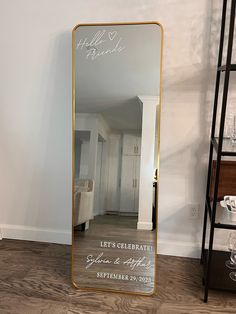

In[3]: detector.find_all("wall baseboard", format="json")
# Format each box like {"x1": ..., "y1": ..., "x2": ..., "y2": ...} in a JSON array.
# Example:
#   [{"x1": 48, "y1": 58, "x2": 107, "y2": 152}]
[
  {"x1": 157, "y1": 239, "x2": 228, "y2": 259},
  {"x1": 158, "y1": 239, "x2": 201, "y2": 258},
  {"x1": 0, "y1": 225, "x2": 227, "y2": 259},
  {"x1": 137, "y1": 221, "x2": 153, "y2": 230},
  {"x1": 1, "y1": 224, "x2": 71, "y2": 245}
]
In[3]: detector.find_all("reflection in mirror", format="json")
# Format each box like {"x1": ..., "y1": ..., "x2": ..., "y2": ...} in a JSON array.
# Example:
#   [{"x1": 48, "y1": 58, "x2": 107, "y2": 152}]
[{"x1": 72, "y1": 23, "x2": 162, "y2": 295}]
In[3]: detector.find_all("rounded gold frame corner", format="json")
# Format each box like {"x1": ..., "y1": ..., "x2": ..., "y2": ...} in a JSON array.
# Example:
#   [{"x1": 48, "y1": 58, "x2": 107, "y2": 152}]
[{"x1": 71, "y1": 21, "x2": 163, "y2": 297}]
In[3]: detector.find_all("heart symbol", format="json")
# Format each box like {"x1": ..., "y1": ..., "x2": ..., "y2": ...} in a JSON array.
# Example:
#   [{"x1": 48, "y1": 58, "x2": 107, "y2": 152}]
[{"x1": 108, "y1": 31, "x2": 117, "y2": 41}]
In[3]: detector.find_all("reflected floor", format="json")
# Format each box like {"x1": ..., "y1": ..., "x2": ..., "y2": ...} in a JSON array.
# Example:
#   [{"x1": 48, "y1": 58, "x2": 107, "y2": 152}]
[{"x1": 73, "y1": 215, "x2": 155, "y2": 293}]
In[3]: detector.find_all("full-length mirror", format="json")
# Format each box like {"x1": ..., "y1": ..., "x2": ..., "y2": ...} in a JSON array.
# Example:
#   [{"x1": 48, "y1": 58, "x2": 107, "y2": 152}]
[{"x1": 72, "y1": 22, "x2": 162, "y2": 295}]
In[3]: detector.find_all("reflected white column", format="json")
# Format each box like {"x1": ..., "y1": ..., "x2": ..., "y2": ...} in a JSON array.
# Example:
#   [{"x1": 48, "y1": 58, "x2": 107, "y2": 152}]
[{"x1": 137, "y1": 96, "x2": 159, "y2": 230}]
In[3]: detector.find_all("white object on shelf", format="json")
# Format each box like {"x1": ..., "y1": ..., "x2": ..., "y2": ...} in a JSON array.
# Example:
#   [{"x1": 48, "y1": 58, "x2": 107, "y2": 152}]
[{"x1": 220, "y1": 196, "x2": 236, "y2": 222}]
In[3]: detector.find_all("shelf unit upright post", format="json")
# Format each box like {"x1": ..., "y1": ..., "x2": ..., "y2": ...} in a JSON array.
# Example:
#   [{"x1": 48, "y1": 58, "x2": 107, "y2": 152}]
[{"x1": 201, "y1": 0, "x2": 236, "y2": 303}]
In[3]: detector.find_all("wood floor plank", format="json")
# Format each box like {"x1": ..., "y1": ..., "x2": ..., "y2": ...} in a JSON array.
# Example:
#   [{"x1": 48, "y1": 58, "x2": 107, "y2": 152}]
[{"x1": 0, "y1": 291, "x2": 69, "y2": 314}]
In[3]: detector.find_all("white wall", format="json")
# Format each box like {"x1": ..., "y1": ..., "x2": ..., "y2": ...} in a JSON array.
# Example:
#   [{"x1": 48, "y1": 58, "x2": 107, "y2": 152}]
[
  {"x1": 157, "y1": 0, "x2": 213, "y2": 257},
  {"x1": 0, "y1": 0, "x2": 220, "y2": 256}
]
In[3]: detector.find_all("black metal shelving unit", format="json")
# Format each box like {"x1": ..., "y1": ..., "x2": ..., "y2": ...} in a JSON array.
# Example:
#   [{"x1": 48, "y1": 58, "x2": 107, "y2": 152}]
[{"x1": 201, "y1": 0, "x2": 236, "y2": 303}]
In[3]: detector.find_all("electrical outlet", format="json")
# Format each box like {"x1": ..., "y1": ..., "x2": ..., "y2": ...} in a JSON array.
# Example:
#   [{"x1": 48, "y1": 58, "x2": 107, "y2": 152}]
[{"x1": 189, "y1": 203, "x2": 200, "y2": 219}]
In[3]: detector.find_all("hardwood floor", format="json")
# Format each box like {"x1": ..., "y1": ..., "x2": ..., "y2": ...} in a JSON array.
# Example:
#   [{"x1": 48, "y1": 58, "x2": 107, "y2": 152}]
[{"x1": 0, "y1": 239, "x2": 236, "y2": 313}]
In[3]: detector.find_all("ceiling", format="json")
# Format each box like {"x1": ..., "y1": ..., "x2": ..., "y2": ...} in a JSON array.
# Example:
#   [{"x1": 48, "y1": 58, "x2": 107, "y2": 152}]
[{"x1": 74, "y1": 24, "x2": 161, "y2": 131}]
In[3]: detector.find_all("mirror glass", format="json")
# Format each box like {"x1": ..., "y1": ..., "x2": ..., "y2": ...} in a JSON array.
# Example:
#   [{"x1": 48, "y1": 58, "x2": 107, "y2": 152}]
[{"x1": 72, "y1": 23, "x2": 162, "y2": 295}]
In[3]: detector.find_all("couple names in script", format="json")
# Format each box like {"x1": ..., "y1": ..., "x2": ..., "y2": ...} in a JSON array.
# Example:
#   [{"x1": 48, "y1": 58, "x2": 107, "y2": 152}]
[
  {"x1": 86, "y1": 252, "x2": 152, "y2": 271},
  {"x1": 85, "y1": 241, "x2": 153, "y2": 271},
  {"x1": 76, "y1": 29, "x2": 125, "y2": 60}
]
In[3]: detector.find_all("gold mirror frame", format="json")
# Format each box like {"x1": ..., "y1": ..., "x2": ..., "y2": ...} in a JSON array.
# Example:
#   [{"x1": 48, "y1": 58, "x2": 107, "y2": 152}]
[{"x1": 71, "y1": 21, "x2": 163, "y2": 296}]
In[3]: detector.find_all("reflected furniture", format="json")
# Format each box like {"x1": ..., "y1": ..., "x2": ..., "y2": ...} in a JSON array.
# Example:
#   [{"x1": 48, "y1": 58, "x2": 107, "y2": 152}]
[{"x1": 74, "y1": 179, "x2": 94, "y2": 229}]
